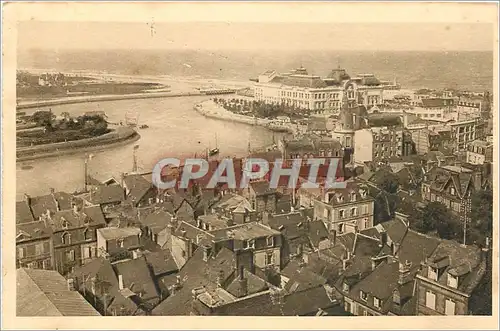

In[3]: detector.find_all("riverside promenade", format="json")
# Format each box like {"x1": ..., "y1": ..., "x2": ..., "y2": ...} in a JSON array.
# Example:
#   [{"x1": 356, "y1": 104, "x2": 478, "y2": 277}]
[{"x1": 193, "y1": 100, "x2": 295, "y2": 133}]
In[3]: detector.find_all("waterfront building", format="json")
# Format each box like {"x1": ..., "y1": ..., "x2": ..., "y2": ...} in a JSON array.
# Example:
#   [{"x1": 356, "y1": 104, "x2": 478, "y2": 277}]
[
  {"x1": 254, "y1": 67, "x2": 391, "y2": 113},
  {"x1": 16, "y1": 220, "x2": 53, "y2": 270}
]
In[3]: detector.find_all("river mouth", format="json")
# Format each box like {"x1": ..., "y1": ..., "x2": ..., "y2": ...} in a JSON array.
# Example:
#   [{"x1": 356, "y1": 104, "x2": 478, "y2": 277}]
[{"x1": 15, "y1": 95, "x2": 284, "y2": 200}]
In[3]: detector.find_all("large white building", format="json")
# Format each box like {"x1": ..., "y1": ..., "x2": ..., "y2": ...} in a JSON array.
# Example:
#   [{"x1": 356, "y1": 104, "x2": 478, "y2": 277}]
[{"x1": 254, "y1": 67, "x2": 393, "y2": 113}]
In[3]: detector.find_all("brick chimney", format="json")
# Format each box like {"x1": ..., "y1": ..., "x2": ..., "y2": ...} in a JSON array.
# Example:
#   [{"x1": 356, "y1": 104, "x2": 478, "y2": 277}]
[
  {"x1": 236, "y1": 265, "x2": 248, "y2": 297},
  {"x1": 379, "y1": 230, "x2": 387, "y2": 247},
  {"x1": 398, "y1": 260, "x2": 412, "y2": 285}
]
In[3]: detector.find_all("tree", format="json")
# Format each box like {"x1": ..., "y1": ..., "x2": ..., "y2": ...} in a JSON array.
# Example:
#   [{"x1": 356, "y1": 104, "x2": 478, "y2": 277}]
[
  {"x1": 412, "y1": 202, "x2": 459, "y2": 239},
  {"x1": 468, "y1": 189, "x2": 493, "y2": 244},
  {"x1": 31, "y1": 110, "x2": 56, "y2": 127}
]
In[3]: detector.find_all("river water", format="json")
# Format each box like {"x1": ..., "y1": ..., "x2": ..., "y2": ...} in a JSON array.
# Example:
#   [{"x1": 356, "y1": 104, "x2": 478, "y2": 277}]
[{"x1": 16, "y1": 96, "x2": 282, "y2": 200}]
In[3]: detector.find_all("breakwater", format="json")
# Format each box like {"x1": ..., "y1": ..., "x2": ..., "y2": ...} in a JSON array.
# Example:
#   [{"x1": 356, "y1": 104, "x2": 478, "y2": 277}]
[{"x1": 16, "y1": 91, "x2": 205, "y2": 110}]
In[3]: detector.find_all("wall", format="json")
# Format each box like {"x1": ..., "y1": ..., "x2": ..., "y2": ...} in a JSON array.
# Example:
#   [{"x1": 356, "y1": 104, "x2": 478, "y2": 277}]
[
  {"x1": 354, "y1": 129, "x2": 373, "y2": 164},
  {"x1": 171, "y1": 235, "x2": 190, "y2": 268},
  {"x1": 254, "y1": 247, "x2": 281, "y2": 269},
  {"x1": 416, "y1": 276, "x2": 468, "y2": 316}
]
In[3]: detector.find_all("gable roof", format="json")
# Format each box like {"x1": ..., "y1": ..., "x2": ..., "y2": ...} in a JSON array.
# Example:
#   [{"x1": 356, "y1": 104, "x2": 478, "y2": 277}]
[
  {"x1": 16, "y1": 220, "x2": 52, "y2": 243},
  {"x1": 112, "y1": 256, "x2": 160, "y2": 301},
  {"x1": 89, "y1": 184, "x2": 125, "y2": 205},
  {"x1": 140, "y1": 209, "x2": 173, "y2": 234},
  {"x1": 17, "y1": 268, "x2": 100, "y2": 316},
  {"x1": 123, "y1": 174, "x2": 153, "y2": 204},
  {"x1": 48, "y1": 206, "x2": 106, "y2": 231}
]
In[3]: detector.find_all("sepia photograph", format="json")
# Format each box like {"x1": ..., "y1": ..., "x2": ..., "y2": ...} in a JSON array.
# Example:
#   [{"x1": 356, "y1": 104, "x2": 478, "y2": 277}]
[{"x1": 1, "y1": 1, "x2": 498, "y2": 329}]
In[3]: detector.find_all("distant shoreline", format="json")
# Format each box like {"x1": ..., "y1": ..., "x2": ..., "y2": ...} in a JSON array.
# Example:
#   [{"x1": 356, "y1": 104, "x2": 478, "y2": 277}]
[{"x1": 16, "y1": 91, "x2": 206, "y2": 110}]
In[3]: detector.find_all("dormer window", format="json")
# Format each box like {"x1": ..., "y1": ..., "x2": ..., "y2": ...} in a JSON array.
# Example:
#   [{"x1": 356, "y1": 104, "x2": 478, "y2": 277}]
[
  {"x1": 450, "y1": 187, "x2": 456, "y2": 195},
  {"x1": 373, "y1": 297, "x2": 381, "y2": 308},
  {"x1": 267, "y1": 236, "x2": 274, "y2": 247},
  {"x1": 447, "y1": 274, "x2": 458, "y2": 289},
  {"x1": 337, "y1": 194, "x2": 344, "y2": 203},
  {"x1": 360, "y1": 290, "x2": 368, "y2": 301},
  {"x1": 360, "y1": 190, "x2": 367, "y2": 198},
  {"x1": 342, "y1": 282, "x2": 349, "y2": 292},
  {"x1": 61, "y1": 232, "x2": 71, "y2": 245},
  {"x1": 244, "y1": 239, "x2": 255, "y2": 249},
  {"x1": 350, "y1": 192, "x2": 356, "y2": 202},
  {"x1": 84, "y1": 228, "x2": 92, "y2": 241},
  {"x1": 61, "y1": 218, "x2": 69, "y2": 229},
  {"x1": 427, "y1": 266, "x2": 438, "y2": 281}
]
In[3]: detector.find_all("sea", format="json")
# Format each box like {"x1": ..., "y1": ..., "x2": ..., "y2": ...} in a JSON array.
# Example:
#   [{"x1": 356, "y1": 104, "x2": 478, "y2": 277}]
[{"x1": 18, "y1": 49, "x2": 494, "y2": 92}]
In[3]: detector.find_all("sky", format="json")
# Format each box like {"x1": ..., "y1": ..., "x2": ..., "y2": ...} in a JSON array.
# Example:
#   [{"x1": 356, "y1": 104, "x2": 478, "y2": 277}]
[{"x1": 17, "y1": 21, "x2": 494, "y2": 52}]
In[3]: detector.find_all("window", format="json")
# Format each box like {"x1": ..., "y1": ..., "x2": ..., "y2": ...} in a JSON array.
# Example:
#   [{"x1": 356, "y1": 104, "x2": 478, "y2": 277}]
[
  {"x1": 445, "y1": 299, "x2": 456, "y2": 315},
  {"x1": 425, "y1": 291, "x2": 436, "y2": 310},
  {"x1": 350, "y1": 192, "x2": 356, "y2": 202},
  {"x1": 351, "y1": 207, "x2": 357, "y2": 217},
  {"x1": 244, "y1": 239, "x2": 255, "y2": 249},
  {"x1": 450, "y1": 187, "x2": 456, "y2": 195},
  {"x1": 342, "y1": 282, "x2": 349, "y2": 292},
  {"x1": 117, "y1": 239, "x2": 124, "y2": 248},
  {"x1": 17, "y1": 247, "x2": 25, "y2": 258},
  {"x1": 364, "y1": 218, "x2": 370, "y2": 229},
  {"x1": 428, "y1": 266, "x2": 438, "y2": 281},
  {"x1": 61, "y1": 232, "x2": 71, "y2": 245},
  {"x1": 66, "y1": 250, "x2": 75, "y2": 262},
  {"x1": 447, "y1": 274, "x2": 458, "y2": 288},
  {"x1": 373, "y1": 297, "x2": 380, "y2": 308},
  {"x1": 84, "y1": 229, "x2": 92, "y2": 241},
  {"x1": 266, "y1": 236, "x2": 274, "y2": 247},
  {"x1": 61, "y1": 218, "x2": 69, "y2": 229},
  {"x1": 42, "y1": 259, "x2": 50, "y2": 270},
  {"x1": 35, "y1": 243, "x2": 44, "y2": 255},
  {"x1": 338, "y1": 223, "x2": 345, "y2": 233},
  {"x1": 339, "y1": 210, "x2": 345, "y2": 219},
  {"x1": 360, "y1": 291, "x2": 368, "y2": 301},
  {"x1": 83, "y1": 246, "x2": 92, "y2": 259},
  {"x1": 265, "y1": 252, "x2": 274, "y2": 265}
]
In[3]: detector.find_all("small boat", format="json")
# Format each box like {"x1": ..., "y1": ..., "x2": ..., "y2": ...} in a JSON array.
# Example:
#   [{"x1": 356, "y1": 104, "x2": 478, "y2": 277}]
[
  {"x1": 209, "y1": 148, "x2": 220, "y2": 156},
  {"x1": 208, "y1": 133, "x2": 220, "y2": 156},
  {"x1": 139, "y1": 124, "x2": 149, "y2": 129}
]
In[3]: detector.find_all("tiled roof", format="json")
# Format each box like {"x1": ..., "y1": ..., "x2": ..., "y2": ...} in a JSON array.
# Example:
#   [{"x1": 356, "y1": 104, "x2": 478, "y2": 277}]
[
  {"x1": 98, "y1": 227, "x2": 141, "y2": 241},
  {"x1": 144, "y1": 249, "x2": 179, "y2": 276},
  {"x1": 49, "y1": 206, "x2": 106, "y2": 231},
  {"x1": 423, "y1": 241, "x2": 485, "y2": 295},
  {"x1": 282, "y1": 75, "x2": 327, "y2": 88},
  {"x1": 112, "y1": 256, "x2": 160, "y2": 302},
  {"x1": 210, "y1": 222, "x2": 280, "y2": 241},
  {"x1": 89, "y1": 184, "x2": 125, "y2": 205},
  {"x1": 27, "y1": 191, "x2": 76, "y2": 220},
  {"x1": 267, "y1": 211, "x2": 309, "y2": 240},
  {"x1": 123, "y1": 174, "x2": 153, "y2": 204},
  {"x1": 152, "y1": 247, "x2": 235, "y2": 315},
  {"x1": 282, "y1": 259, "x2": 327, "y2": 292},
  {"x1": 17, "y1": 268, "x2": 100, "y2": 316},
  {"x1": 140, "y1": 209, "x2": 172, "y2": 234},
  {"x1": 16, "y1": 201, "x2": 34, "y2": 224},
  {"x1": 226, "y1": 270, "x2": 268, "y2": 298},
  {"x1": 323, "y1": 180, "x2": 372, "y2": 206},
  {"x1": 308, "y1": 220, "x2": 330, "y2": 248},
  {"x1": 16, "y1": 220, "x2": 52, "y2": 243}
]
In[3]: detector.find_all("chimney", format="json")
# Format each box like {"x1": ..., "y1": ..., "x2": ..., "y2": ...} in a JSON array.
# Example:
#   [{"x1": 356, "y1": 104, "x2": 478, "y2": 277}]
[
  {"x1": 379, "y1": 230, "x2": 387, "y2": 247},
  {"x1": 393, "y1": 242, "x2": 400, "y2": 257},
  {"x1": 262, "y1": 212, "x2": 269, "y2": 225},
  {"x1": 237, "y1": 265, "x2": 248, "y2": 297},
  {"x1": 371, "y1": 258, "x2": 377, "y2": 271},
  {"x1": 176, "y1": 275, "x2": 182, "y2": 287},
  {"x1": 67, "y1": 278, "x2": 76, "y2": 291},
  {"x1": 181, "y1": 229, "x2": 187, "y2": 238},
  {"x1": 330, "y1": 229, "x2": 337, "y2": 246},
  {"x1": 118, "y1": 274, "x2": 124, "y2": 290},
  {"x1": 398, "y1": 260, "x2": 412, "y2": 285},
  {"x1": 216, "y1": 270, "x2": 224, "y2": 287},
  {"x1": 73, "y1": 204, "x2": 79, "y2": 214}
]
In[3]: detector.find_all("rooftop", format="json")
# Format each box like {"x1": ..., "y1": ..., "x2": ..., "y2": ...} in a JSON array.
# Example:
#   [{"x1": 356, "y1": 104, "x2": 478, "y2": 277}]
[
  {"x1": 17, "y1": 268, "x2": 101, "y2": 316},
  {"x1": 98, "y1": 227, "x2": 142, "y2": 241}
]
